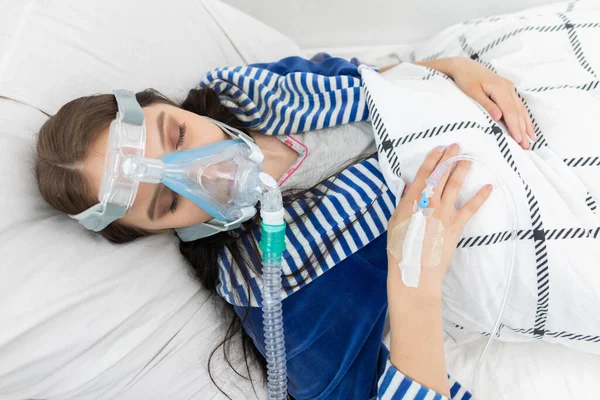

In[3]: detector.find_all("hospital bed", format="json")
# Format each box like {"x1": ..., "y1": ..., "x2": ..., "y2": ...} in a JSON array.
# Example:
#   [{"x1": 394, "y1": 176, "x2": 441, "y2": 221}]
[{"x1": 0, "y1": 0, "x2": 598, "y2": 398}]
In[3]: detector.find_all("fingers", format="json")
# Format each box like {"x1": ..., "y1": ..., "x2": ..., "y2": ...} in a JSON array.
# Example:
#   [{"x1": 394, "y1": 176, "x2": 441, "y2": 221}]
[
  {"x1": 512, "y1": 91, "x2": 530, "y2": 150},
  {"x1": 407, "y1": 146, "x2": 445, "y2": 195},
  {"x1": 484, "y1": 81, "x2": 538, "y2": 150},
  {"x1": 516, "y1": 91, "x2": 536, "y2": 144},
  {"x1": 472, "y1": 89, "x2": 502, "y2": 121},
  {"x1": 526, "y1": 113, "x2": 536, "y2": 142},
  {"x1": 486, "y1": 83, "x2": 523, "y2": 146},
  {"x1": 456, "y1": 184, "x2": 493, "y2": 227},
  {"x1": 440, "y1": 160, "x2": 471, "y2": 205},
  {"x1": 431, "y1": 144, "x2": 461, "y2": 204},
  {"x1": 408, "y1": 143, "x2": 464, "y2": 203},
  {"x1": 393, "y1": 147, "x2": 446, "y2": 223}
]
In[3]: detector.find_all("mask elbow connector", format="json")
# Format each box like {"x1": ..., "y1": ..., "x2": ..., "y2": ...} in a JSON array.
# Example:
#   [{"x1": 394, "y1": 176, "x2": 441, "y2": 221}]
[
  {"x1": 259, "y1": 172, "x2": 285, "y2": 225},
  {"x1": 122, "y1": 156, "x2": 165, "y2": 184}
]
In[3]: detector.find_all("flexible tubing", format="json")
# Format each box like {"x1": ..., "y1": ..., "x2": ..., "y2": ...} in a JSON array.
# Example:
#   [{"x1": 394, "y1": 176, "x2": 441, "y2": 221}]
[
  {"x1": 261, "y1": 253, "x2": 288, "y2": 399},
  {"x1": 259, "y1": 173, "x2": 288, "y2": 400},
  {"x1": 426, "y1": 155, "x2": 519, "y2": 395}
]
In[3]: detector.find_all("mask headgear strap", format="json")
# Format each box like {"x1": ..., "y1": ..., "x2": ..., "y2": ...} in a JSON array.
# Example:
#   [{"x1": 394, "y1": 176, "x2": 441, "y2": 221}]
[
  {"x1": 202, "y1": 117, "x2": 263, "y2": 163},
  {"x1": 69, "y1": 89, "x2": 143, "y2": 231}
]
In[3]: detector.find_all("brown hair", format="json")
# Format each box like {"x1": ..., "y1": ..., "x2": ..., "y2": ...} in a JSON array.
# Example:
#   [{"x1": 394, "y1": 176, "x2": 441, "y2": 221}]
[{"x1": 35, "y1": 89, "x2": 178, "y2": 242}]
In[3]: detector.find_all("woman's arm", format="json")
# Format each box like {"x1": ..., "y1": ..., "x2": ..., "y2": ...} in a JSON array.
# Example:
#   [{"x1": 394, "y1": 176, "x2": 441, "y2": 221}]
[
  {"x1": 415, "y1": 58, "x2": 536, "y2": 150},
  {"x1": 413, "y1": 58, "x2": 456, "y2": 77},
  {"x1": 387, "y1": 266, "x2": 448, "y2": 395},
  {"x1": 383, "y1": 57, "x2": 534, "y2": 149},
  {"x1": 385, "y1": 143, "x2": 492, "y2": 396}
]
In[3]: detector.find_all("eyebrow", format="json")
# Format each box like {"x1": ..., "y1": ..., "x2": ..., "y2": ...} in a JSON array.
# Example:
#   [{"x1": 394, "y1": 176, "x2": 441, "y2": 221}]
[
  {"x1": 147, "y1": 111, "x2": 168, "y2": 221},
  {"x1": 157, "y1": 110, "x2": 166, "y2": 152},
  {"x1": 147, "y1": 184, "x2": 163, "y2": 221}
]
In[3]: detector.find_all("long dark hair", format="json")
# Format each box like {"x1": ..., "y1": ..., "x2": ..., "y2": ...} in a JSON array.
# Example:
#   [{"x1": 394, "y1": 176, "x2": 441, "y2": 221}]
[{"x1": 35, "y1": 87, "x2": 381, "y2": 398}]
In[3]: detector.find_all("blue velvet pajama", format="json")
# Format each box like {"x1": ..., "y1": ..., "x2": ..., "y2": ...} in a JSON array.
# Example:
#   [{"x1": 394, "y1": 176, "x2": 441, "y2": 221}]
[{"x1": 234, "y1": 234, "x2": 391, "y2": 399}]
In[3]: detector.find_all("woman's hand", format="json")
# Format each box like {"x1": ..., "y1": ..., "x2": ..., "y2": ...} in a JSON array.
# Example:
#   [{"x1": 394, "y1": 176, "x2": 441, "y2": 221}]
[
  {"x1": 416, "y1": 57, "x2": 536, "y2": 149},
  {"x1": 386, "y1": 144, "x2": 492, "y2": 396},
  {"x1": 387, "y1": 143, "x2": 493, "y2": 296}
]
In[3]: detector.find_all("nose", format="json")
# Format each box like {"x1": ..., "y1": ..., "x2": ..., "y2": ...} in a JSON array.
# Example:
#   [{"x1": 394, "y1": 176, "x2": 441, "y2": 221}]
[
  {"x1": 202, "y1": 160, "x2": 237, "y2": 180},
  {"x1": 200, "y1": 160, "x2": 237, "y2": 202}
]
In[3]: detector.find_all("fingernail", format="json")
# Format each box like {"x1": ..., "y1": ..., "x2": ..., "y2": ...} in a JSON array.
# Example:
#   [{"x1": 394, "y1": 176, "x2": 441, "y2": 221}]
[
  {"x1": 449, "y1": 143, "x2": 459, "y2": 150},
  {"x1": 515, "y1": 133, "x2": 522, "y2": 142},
  {"x1": 485, "y1": 184, "x2": 493, "y2": 192},
  {"x1": 434, "y1": 146, "x2": 446, "y2": 152}
]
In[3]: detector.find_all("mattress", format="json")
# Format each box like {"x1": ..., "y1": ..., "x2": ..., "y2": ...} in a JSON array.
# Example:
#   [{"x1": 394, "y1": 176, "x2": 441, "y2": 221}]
[
  {"x1": 381, "y1": 319, "x2": 600, "y2": 399},
  {"x1": 444, "y1": 335, "x2": 600, "y2": 399}
]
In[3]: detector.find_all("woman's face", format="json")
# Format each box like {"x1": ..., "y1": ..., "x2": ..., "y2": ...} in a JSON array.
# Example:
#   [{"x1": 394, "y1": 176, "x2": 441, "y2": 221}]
[{"x1": 83, "y1": 103, "x2": 228, "y2": 232}]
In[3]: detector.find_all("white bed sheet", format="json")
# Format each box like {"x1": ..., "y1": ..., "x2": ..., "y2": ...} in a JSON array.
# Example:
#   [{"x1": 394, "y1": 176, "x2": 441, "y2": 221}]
[
  {"x1": 444, "y1": 335, "x2": 600, "y2": 399},
  {"x1": 382, "y1": 318, "x2": 600, "y2": 399}
]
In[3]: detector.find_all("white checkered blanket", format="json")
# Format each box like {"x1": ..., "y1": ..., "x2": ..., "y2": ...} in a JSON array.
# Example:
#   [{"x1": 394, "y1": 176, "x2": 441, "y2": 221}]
[{"x1": 362, "y1": 0, "x2": 600, "y2": 353}]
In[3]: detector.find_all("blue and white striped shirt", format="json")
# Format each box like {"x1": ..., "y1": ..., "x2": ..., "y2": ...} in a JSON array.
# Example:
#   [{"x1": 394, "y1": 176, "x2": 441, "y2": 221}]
[
  {"x1": 200, "y1": 61, "x2": 395, "y2": 308},
  {"x1": 200, "y1": 56, "x2": 472, "y2": 400},
  {"x1": 379, "y1": 360, "x2": 471, "y2": 400}
]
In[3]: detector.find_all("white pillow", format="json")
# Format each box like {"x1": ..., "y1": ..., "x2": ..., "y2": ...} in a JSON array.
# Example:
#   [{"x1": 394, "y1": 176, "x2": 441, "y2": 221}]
[
  {"x1": 203, "y1": 0, "x2": 302, "y2": 64},
  {"x1": 0, "y1": 99, "x2": 265, "y2": 400},
  {"x1": 0, "y1": 0, "x2": 301, "y2": 115},
  {"x1": 0, "y1": 0, "x2": 298, "y2": 398}
]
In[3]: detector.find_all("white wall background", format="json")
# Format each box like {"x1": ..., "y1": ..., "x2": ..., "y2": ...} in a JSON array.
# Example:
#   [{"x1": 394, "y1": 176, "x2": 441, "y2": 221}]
[{"x1": 222, "y1": 0, "x2": 563, "y2": 51}]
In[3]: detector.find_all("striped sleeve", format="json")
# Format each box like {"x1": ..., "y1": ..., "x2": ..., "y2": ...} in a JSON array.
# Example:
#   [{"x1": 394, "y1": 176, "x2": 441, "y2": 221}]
[
  {"x1": 249, "y1": 54, "x2": 362, "y2": 78},
  {"x1": 376, "y1": 358, "x2": 472, "y2": 400},
  {"x1": 199, "y1": 64, "x2": 369, "y2": 135}
]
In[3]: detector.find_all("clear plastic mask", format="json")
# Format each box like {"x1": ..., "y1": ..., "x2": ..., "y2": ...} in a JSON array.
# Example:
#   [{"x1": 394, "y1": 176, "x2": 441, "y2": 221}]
[{"x1": 158, "y1": 139, "x2": 264, "y2": 221}]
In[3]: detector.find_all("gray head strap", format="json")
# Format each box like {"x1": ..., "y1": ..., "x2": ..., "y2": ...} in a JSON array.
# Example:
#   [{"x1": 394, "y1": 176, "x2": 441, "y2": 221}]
[
  {"x1": 175, "y1": 206, "x2": 257, "y2": 241},
  {"x1": 71, "y1": 203, "x2": 127, "y2": 232},
  {"x1": 69, "y1": 89, "x2": 143, "y2": 231}
]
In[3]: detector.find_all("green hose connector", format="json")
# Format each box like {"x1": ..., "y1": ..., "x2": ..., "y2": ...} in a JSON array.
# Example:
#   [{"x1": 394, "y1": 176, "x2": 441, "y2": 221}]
[{"x1": 259, "y1": 221, "x2": 287, "y2": 261}]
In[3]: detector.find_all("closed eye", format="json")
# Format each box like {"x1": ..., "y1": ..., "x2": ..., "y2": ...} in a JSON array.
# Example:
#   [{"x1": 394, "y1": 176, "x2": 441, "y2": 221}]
[
  {"x1": 169, "y1": 190, "x2": 179, "y2": 214},
  {"x1": 176, "y1": 122, "x2": 187, "y2": 149}
]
